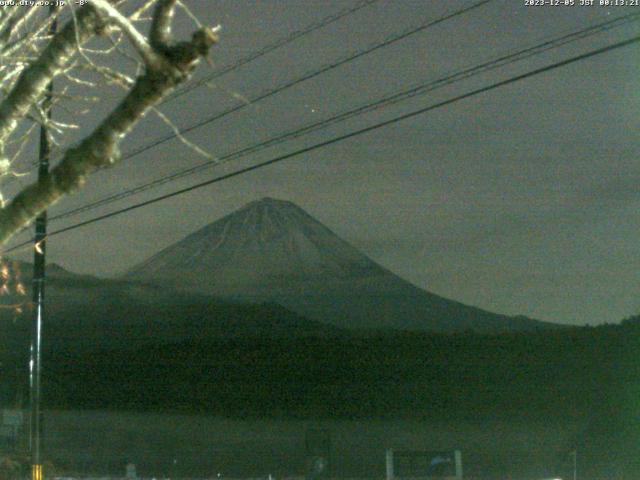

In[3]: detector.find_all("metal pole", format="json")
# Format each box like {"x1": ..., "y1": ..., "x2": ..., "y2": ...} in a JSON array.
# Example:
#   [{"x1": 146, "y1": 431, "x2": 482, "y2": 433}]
[{"x1": 29, "y1": 7, "x2": 56, "y2": 480}]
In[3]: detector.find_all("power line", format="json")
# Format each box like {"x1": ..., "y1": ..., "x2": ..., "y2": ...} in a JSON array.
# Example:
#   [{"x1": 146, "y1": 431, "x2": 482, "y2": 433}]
[
  {"x1": 4, "y1": 31, "x2": 638, "y2": 255},
  {"x1": 49, "y1": 10, "x2": 640, "y2": 222},
  {"x1": 162, "y1": 0, "x2": 381, "y2": 104},
  {"x1": 118, "y1": 0, "x2": 494, "y2": 161},
  {"x1": 1, "y1": 0, "x2": 498, "y2": 241},
  {"x1": 163, "y1": 0, "x2": 492, "y2": 105},
  {"x1": 17, "y1": 0, "x2": 379, "y2": 174},
  {"x1": 19, "y1": 0, "x2": 492, "y2": 177}
]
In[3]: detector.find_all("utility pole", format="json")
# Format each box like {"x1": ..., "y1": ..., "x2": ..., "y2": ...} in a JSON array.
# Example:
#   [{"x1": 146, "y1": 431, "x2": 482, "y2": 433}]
[{"x1": 29, "y1": 7, "x2": 57, "y2": 480}]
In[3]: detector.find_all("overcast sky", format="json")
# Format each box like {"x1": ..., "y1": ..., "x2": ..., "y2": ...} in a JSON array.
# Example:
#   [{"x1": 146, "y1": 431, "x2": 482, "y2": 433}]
[{"x1": 6, "y1": 0, "x2": 640, "y2": 326}]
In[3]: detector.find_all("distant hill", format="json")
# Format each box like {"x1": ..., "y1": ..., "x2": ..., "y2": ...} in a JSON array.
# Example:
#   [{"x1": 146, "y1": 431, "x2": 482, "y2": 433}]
[
  {"x1": 0, "y1": 260, "x2": 341, "y2": 357},
  {"x1": 127, "y1": 197, "x2": 556, "y2": 333}
]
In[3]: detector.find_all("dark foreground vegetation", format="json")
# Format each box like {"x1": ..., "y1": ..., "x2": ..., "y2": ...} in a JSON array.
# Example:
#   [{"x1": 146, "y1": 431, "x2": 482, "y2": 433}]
[
  {"x1": 27, "y1": 323, "x2": 637, "y2": 419},
  {"x1": 41, "y1": 325, "x2": 638, "y2": 419},
  {"x1": 1, "y1": 315, "x2": 639, "y2": 478}
]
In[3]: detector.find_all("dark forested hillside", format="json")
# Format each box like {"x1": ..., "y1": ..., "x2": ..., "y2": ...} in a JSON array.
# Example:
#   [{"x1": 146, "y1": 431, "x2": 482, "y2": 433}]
[
  {"x1": 3, "y1": 323, "x2": 633, "y2": 419},
  {"x1": 2, "y1": 322, "x2": 638, "y2": 478}
]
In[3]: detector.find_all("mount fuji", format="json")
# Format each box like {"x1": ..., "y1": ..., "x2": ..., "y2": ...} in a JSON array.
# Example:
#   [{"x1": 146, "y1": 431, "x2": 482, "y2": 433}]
[{"x1": 126, "y1": 197, "x2": 553, "y2": 332}]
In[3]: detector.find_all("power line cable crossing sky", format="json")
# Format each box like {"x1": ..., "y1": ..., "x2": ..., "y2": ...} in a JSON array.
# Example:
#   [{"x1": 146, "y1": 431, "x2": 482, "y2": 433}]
[
  {"x1": 48, "y1": 10, "x2": 640, "y2": 223},
  {"x1": 7, "y1": 31, "x2": 640, "y2": 250},
  {"x1": 6, "y1": 1, "x2": 640, "y2": 325}
]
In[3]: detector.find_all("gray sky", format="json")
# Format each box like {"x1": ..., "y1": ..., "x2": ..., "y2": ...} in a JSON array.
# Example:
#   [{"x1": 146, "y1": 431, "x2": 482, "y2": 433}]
[{"x1": 6, "y1": 0, "x2": 640, "y2": 326}]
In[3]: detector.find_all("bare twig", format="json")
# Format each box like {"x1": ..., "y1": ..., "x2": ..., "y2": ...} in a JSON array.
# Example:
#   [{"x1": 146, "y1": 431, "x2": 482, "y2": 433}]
[
  {"x1": 0, "y1": 1, "x2": 219, "y2": 245},
  {"x1": 150, "y1": 0, "x2": 178, "y2": 49},
  {"x1": 0, "y1": 4, "x2": 104, "y2": 148}
]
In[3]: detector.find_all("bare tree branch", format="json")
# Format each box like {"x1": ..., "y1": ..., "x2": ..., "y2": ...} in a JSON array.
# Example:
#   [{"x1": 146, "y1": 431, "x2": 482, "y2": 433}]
[
  {"x1": 0, "y1": 4, "x2": 104, "y2": 149},
  {"x1": 0, "y1": 2, "x2": 219, "y2": 245},
  {"x1": 150, "y1": 0, "x2": 178, "y2": 49},
  {"x1": 91, "y1": 0, "x2": 165, "y2": 69}
]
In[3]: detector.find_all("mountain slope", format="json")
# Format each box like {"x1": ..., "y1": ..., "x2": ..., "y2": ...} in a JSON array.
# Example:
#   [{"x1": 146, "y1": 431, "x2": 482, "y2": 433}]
[
  {"x1": 0, "y1": 260, "x2": 341, "y2": 358},
  {"x1": 127, "y1": 197, "x2": 554, "y2": 332}
]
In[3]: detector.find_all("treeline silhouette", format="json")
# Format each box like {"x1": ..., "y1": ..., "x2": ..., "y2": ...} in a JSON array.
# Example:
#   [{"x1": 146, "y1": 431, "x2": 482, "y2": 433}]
[
  {"x1": 3, "y1": 322, "x2": 634, "y2": 420},
  {"x1": 1, "y1": 317, "x2": 638, "y2": 478}
]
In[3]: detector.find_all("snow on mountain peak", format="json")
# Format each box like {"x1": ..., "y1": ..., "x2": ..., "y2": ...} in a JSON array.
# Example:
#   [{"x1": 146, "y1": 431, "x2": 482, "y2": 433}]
[
  {"x1": 127, "y1": 198, "x2": 383, "y2": 286},
  {"x1": 124, "y1": 198, "x2": 552, "y2": 332}
]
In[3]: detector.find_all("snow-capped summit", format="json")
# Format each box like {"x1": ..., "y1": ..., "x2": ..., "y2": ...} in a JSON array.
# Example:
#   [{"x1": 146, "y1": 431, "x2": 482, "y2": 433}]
[
  {"x1": 128, "y1": 196, "x2": 383, "y2": 287},
  {"x1": 127, "y1": 198, "x2": 553, "y2": 332}
]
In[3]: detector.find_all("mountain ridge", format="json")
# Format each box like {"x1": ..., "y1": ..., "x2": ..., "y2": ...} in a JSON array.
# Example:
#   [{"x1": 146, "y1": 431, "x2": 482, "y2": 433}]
[{"x1": 127, "y1": 197, "x2": 556, "y2": 333}]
